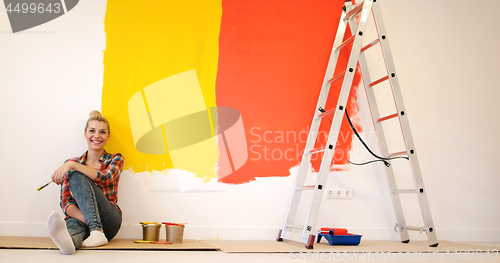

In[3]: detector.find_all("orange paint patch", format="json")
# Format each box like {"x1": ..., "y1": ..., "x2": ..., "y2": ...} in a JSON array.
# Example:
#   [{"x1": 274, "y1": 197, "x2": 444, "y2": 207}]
[{"x1": 216, "y1": 0, "x2": 363, "y2": 184}]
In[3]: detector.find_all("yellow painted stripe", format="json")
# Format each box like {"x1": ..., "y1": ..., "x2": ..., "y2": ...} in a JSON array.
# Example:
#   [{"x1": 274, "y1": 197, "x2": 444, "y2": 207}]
[
  {"x1": 141, "y1": 89, "x2": 155, "y2": 129},
  {"x1": 140, "y1": 89, "x2": 151, "y2": 113},
  {"x1": 207, "y1": 107, "x2": 215, "y2": 137},
  {"x1": 161, "y1": 124, "x2": 169, "y2": 153}
]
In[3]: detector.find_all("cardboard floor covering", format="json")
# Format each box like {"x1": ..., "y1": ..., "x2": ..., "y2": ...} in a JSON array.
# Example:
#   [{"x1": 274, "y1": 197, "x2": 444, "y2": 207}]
[
  {"x1": 0, "y1": 236, "x2": 217, "y2": 251},
  {"x1": 204, "y1": 239, "x2": 499, "y2": 253},
  {"x1": 0, "y1": 236, "x2": 497, "y2": 253}
]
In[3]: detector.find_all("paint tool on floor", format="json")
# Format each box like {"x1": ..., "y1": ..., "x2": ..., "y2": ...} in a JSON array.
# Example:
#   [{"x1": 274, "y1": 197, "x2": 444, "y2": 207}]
[{"x1": 37, "y1": 181, "x2": 52, "y2": 191}]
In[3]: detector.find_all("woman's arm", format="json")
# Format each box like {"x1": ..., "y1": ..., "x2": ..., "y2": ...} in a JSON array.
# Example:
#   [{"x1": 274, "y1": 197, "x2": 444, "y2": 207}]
[
  {"x1": 69, "y1": 162, "x2": 98, "y2": 180},
  {"x1": 65, "y1": 204, "x2": 87, "y2": 224},
  {"x1": 52, "y1": 153, "x2": 123, "y2": 185},
  {"x1": 93, "y1": 153, "x2": 124, "y2": 186},
  {"x1": 52, "y1": 161, "x2": 97, "y2": 184}
]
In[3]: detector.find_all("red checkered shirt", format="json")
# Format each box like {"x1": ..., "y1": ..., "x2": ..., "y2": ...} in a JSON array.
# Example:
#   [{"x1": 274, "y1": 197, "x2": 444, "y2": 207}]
[{"x1": 60, "y1": 150, "x2": 124, "y2": 216}]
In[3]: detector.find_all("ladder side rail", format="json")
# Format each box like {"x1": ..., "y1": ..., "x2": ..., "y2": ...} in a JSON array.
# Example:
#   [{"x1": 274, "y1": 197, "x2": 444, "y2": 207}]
[
  {"x1": 280, "y1": 6, "x2": 351, "y2": 239},
  {"x1": 371, "y1": 1, "x2": 438, "y2": 246},
  {"x1": 301, "y1": 0, "x2": 374, "y2": 243},
  {"x1": 352, "y1": 21, "x2": 410, "y2": 243}
]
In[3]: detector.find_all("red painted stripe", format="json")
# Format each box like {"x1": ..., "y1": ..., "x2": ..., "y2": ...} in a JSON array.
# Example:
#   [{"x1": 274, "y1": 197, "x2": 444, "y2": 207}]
[
  {"x1": 226, "y1": 148, "x2": 235, "y2": 172},
  {"x1": 389, "y1": 151, "x2": 407, "y2": 157},
  {"x1": 378, "y1": 113, "x2": 398, "y2": 123},
  {"x1": 369, "y1": 75, "x2": 389, "y2": 87},
  {"x1": 318, "y1": 108, "x2": 336, "y2": 118},
  {"x1": 336, "y1": 35, "x2": 354, "y2": 51},
  {"x1": 328, "y1": 70, "x2": 346, "y2": 84},
  {"x1": 361, "y1": 38, "x2": 380, "y2": 52}
]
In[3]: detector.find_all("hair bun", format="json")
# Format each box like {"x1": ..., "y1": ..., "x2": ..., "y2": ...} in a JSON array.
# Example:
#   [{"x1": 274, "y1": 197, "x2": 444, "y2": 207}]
[
  {"x1": 85, "y1": 110, "x2": 109, "y2": 133},
  {"x1": 89, "y1": 110, "x2": 103, "y2": 118}
]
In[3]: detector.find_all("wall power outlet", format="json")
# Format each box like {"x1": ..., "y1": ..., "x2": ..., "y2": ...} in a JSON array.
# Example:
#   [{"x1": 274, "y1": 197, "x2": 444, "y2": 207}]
[{"x1": 326, "y1": 188, "x2": 353, "y2": 199}]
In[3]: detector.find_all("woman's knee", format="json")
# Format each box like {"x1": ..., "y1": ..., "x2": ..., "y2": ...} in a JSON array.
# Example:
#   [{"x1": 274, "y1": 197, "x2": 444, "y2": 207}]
[{"x1": 68, "y1": 171, "x2": 89, "y2": 185}]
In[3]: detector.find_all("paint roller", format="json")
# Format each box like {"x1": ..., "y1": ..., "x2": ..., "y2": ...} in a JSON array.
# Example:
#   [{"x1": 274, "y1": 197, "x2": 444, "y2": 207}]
[{"x1": 320, "y1": 228, "x2": 348, "y2": 235}]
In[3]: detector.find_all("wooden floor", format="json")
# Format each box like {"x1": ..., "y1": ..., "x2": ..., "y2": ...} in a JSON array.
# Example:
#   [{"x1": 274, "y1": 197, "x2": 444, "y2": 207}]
[{"x1": 0, "y1": 236, "x2": 497, "y2": 253}]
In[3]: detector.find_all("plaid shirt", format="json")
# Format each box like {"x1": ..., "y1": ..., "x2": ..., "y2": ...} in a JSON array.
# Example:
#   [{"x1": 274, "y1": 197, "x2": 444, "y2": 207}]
[{"x1": 60, "y1": 150, "x2": 124, "y2": 216}]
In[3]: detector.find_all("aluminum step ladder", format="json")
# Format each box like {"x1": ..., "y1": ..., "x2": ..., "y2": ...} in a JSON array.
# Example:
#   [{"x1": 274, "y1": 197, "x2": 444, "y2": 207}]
[{"x1": 277, "y1": 0, "x2": 438, "y2": 249}]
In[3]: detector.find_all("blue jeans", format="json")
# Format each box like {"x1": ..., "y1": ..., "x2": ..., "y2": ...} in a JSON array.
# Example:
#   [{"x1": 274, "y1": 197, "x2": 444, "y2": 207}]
[{"x1": 65, "y1": 171, "x2": 122, "y2": 248}]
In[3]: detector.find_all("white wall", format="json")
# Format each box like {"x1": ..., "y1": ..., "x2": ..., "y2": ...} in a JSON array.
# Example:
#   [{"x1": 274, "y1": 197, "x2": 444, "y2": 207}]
[{"x1": 0, "y1": 0, "x2": 498, "y2": 242}]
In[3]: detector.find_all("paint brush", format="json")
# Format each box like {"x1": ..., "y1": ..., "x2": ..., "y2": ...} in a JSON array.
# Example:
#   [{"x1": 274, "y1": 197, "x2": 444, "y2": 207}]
[{"x1": 37, "y1": 181, "x2": 52, "y2": 191}]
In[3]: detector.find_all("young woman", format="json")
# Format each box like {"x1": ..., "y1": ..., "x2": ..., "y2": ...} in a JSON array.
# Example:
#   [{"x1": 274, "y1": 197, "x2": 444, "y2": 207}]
[{"x1": 47, "y1": 110, "x2": 124, "y2": 255}]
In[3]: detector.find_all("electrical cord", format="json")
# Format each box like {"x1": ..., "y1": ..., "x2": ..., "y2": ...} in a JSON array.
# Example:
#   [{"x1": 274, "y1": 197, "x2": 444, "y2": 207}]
[
  {"x1": 345, "y1": 110, "x2": 409, "y2": 162},
  {"x1": 346, "y1": 158, "x2": 390, "y2": 166},
  {"x1": 318, "y1": 107, "x2": 409, "y2": 167}
]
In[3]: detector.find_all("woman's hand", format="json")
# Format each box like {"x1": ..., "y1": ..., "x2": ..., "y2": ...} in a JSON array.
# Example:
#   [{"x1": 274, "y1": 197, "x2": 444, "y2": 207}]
[{"x1": 51, "y1": 161, "x2": 74, "y2": 185}]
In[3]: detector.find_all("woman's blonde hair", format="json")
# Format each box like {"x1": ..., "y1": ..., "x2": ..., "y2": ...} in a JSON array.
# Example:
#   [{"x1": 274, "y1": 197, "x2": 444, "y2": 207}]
[{"x1": 85, "y1": 110, "x2": 110, "y2": 134}]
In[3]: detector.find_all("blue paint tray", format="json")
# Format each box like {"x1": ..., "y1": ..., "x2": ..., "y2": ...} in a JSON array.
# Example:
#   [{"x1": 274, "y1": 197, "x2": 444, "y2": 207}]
[{"x1": 317, "y1": 233, "x2": 362, "y2": 246}]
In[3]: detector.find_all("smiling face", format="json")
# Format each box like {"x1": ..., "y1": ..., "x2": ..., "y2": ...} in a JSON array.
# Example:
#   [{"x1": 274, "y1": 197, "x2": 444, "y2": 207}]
[{"x1": 84, "y1": 120, "x2": 110, "y2": 151}]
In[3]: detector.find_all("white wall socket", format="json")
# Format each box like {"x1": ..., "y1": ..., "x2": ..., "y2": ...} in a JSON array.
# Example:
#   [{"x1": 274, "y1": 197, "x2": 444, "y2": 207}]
[{"x1": 326, "y1": 188, "x2": 353, "y2": 199}]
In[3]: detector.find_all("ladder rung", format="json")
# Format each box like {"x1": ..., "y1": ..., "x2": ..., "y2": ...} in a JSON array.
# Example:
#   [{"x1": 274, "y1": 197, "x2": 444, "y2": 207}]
[
  {"x1": 391, "y1": 189, "x2": 417, "y2": 194},
  {"x1": 344, "y1": 1, "x2": 364, "y2": 22},
  {"x1": 388, "y1": 151, "x2": 407, "y2": 158},
  {"x1": 286, "y1": 224, "x2": 305, "y2": 230},
  {"x1": 369, "y1": 75, "x2": 389, "y2": 87},
  {"x1": 377, "y1": 113, "x2": 398, "y2": 123},
  {"x1": 296, "y1": 185, "x2": 316, "y2": 191},
  {"x1": 317, "y1": 108, "x2": 336, "y2": 119},
  {"x1": 308, "y1": 147, "x2": 326, "y2": 155},
  {"x1": 327, "y1": 70, "x2": 346, "y2": 84},
  {"x1": 395, "y1": 224, "x2": 427, "y2": 233},
  {"x1": 404, "y1": 226, "x2": 427, "y2": 232},
  {"x1": 336, "y1": 35, "x2": 355, "y2": 51},
  {"x1": 361, "y1": 38, "x2": 380, "y2": 52}
]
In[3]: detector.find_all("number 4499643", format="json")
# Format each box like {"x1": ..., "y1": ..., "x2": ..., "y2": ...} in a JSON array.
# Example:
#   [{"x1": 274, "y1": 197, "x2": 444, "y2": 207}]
[
  {"x1": 6, "y1": 2, "x2": 62, "y2": 14},
  {"x1": 444, "y1": 249, "x2": 498, "y2": 260}
]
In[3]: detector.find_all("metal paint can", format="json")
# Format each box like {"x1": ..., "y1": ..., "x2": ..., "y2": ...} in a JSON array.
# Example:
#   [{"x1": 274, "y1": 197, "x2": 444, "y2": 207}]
[
  {"x1": 142, "y1": 223, "x2": 161, "y2": 241},
  {"x1": 166, "y1": 225, "x2": 184, "y2": 243}
]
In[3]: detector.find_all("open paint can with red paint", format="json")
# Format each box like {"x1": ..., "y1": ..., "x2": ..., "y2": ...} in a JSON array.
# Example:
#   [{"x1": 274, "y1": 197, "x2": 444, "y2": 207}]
[{"x1": 163, "y1": 222, "x2": 185, "y2": 243}]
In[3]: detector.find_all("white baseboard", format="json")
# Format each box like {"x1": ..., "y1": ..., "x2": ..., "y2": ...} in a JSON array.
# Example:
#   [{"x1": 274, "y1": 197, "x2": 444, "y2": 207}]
[{"x1": 1, "y1": 222, "x2": 499, "y2": 242}]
